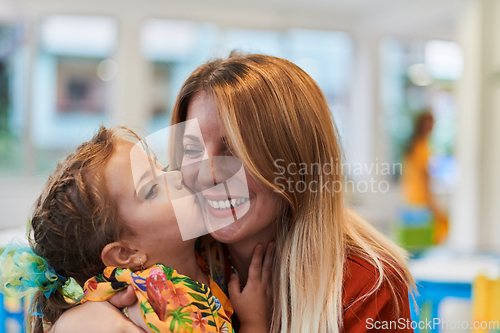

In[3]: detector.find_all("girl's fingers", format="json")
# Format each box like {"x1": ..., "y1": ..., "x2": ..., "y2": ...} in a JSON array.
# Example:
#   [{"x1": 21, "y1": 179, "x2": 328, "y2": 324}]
[
  {"x1": 109, "y1": 285, "x2": 137, "y2": 309},
  {"x1": 228, "y1": 272, "x2": 241, "y2": 299},
  {"x1": 261, "y1": 241, "x2": 275, "y2": 283},
  {"x1": 247, "y1": 243, "x2": 265, "y2": 283}
]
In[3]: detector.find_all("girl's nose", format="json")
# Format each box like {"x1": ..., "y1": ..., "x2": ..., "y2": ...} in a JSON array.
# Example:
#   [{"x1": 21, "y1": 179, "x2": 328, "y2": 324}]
[{"x1": 165, "y1": 170, "x2": 183, "y2": 190}]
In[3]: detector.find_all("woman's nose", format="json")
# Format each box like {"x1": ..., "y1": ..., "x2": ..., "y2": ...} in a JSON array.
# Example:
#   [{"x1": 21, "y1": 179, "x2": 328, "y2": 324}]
[
  {"x1": 197, "y1": 156, "x2": 240, "y2": 189},
  {"x1": 197, "y1": 158, "x2": 216, "y2": 189},
  {"x1": 165, "y1": 170, "x2": 183, "y2": 190}
]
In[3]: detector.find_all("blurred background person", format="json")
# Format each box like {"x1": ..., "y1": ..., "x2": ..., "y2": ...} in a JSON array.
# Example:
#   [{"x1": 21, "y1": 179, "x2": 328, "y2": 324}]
[{"x1": 400, "y1": 111, "x2": 449, "y2": 251}]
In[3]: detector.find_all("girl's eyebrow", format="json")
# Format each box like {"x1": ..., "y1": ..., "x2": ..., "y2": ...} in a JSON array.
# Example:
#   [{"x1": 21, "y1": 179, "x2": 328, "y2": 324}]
[
  {"x1": 136, "y1": 156, "x2": 158, "y2": 190},
  {"x1": 138, "y1": 169, "x2": 152, "y2": 187}
]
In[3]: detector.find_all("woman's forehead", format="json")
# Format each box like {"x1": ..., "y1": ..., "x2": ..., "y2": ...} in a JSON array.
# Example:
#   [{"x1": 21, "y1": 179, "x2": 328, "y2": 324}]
[
  {"x1": 186, "y1": 92, "x2": 213, "y2": 119},
  {"x1": 186, "y1": 92, "x2": 224, "y2": 145}
]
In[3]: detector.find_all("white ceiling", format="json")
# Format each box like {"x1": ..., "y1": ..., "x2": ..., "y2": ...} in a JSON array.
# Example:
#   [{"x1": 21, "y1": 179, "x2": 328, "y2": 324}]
[{"x1": 10, "y1": 0, "x2": 469, "y2": 40}]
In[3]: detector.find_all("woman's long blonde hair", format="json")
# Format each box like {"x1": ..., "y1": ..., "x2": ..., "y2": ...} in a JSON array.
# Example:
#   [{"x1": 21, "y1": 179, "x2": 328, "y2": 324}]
[{"x1": 172, "y1": 53, "x2": 414, "y2": 333}]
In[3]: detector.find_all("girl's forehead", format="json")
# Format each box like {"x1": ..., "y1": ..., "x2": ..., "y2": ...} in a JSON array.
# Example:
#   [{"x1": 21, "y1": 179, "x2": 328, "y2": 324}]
[{"x1": 105, "y1": 142, "x2": 134, "y2": 200}]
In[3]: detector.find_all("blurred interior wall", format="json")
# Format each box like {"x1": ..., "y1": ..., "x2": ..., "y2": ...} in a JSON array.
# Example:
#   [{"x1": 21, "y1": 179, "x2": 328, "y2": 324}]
[{"x1": 452, "y1": 0, "x2": 500, "y2": 252}]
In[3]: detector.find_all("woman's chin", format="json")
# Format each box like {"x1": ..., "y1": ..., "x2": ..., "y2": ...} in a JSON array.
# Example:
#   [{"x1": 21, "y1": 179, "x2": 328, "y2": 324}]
[{"x1": 208, "y1": 218, "x2": 246, "y2": 244}]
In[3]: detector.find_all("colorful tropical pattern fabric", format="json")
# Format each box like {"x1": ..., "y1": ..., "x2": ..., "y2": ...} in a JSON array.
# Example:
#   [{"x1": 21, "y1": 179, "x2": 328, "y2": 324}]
[
  {"x1": 82, "y1": 253, "x2": 233, "y2": 333},
  {"x1": 194, "y1": 237, "x2": 229, "y2": 295}
]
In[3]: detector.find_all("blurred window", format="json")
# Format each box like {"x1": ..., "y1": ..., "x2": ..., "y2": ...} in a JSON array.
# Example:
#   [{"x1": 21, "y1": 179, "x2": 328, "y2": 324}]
[
  {"x1": 56, "y1": 57, "x2": 107, "y2": 114},
  {"x1": 30, "y1": 15, "x2": 117, "y2": 174},
  {"x1": 141, "y1": 19, "x2": 353, "y2": 137},
  {"x1": 141, "y1": 19, "x2": 218, "y2": 133},
  {"x1": 380, "y1": 38, "x2": 461, "y2": 190},
  {"x1": 2, "y1": 17, "x2": 352, "y2": 177},
  {"x1": 0, "y1": 24, "x2": 23, "y2": 176}
]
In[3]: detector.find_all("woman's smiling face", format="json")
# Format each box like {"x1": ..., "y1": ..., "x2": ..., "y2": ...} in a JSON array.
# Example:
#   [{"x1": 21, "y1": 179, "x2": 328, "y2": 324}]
[{"x1": 182, "y1": 91, "x2": 280, "y2": 244}]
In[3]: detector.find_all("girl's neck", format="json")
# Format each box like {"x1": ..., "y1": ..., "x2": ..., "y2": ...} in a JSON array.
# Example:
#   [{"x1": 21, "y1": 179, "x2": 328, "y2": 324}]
[{"x1": 156, "y1": 244, "x2": 209, "y2": 286}]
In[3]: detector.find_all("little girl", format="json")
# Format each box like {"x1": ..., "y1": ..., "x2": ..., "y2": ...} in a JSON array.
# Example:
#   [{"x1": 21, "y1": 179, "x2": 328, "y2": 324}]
[{"x1": 0, "y1": 126, "x2": 273, "y2": 333}]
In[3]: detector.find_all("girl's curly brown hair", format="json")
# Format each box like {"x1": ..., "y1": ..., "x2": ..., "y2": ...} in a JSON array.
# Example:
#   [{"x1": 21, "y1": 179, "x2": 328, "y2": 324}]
[{"x1": 28, "y1": 126, "x2": 138, "y2": 333}]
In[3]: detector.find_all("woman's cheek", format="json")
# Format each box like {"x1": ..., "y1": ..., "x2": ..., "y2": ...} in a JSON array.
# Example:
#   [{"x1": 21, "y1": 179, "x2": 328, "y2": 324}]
[{"x1": 180, "y1": 161, "x2": 202, "y2": 193}]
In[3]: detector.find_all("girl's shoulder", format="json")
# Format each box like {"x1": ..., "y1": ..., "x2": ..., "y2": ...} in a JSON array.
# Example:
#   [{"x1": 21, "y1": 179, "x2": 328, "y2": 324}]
[{"x1": 342, "y1": 255, "x2": 413, "y2": 332}]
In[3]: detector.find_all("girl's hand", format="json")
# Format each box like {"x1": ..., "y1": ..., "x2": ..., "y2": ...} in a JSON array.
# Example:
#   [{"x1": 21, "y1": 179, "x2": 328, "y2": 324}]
[
  {"x1": 228, "y1": 241, "x2": 275, "y2": 333},
  {"x1": 127, "y1": 300, "x2": 151, "y2": 332}
]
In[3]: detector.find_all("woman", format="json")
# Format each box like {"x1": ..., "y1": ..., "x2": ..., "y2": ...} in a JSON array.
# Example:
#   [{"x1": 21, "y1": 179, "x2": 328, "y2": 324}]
[
  {"x1": 401, "y1": 111, "x2": 449, "y2": 245},
  {"x1": 55, "y1": 54, "x2": 414, "y2": 332}
]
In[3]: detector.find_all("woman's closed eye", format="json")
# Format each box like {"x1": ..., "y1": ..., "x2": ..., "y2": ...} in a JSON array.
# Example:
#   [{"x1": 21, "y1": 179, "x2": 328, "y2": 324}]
[{"x1": 183, "y1": 144, "x2": 204, "y2": 159}]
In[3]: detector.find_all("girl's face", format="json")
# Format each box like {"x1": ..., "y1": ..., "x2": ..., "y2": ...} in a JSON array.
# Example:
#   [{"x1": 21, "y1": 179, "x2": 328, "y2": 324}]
[
  {"x1": 105, "y1": 140, "x2": 203, "y2": 264},
  {"x1": 182, "y1": 92, "x2": 280, "y2": 244}
]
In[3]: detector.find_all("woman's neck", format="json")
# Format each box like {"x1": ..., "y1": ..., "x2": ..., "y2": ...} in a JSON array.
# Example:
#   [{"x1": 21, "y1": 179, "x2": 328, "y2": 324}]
[{"x1": 225, "y1": 227, "x2": 275, "y2": 286}]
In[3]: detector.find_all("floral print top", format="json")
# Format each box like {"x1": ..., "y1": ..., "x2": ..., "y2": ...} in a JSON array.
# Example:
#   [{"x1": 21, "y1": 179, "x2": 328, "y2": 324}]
[
  {"x1": 194, "y1": 237, "x2": 231, "y2": 295},
  {"x1": 82, "y1": 252, "x2": 234, "y2": 333}
]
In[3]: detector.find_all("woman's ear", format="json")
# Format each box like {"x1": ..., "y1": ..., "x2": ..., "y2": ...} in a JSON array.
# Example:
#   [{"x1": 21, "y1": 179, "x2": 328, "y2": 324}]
[{"x1": 101, "y1": 241, "x2": 144, "y2": 269}]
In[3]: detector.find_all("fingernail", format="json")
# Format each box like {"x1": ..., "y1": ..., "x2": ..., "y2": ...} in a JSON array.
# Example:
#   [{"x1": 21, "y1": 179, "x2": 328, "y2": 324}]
[{"x1": 231, "y1": 266, "x2": 239, "y2": 276}]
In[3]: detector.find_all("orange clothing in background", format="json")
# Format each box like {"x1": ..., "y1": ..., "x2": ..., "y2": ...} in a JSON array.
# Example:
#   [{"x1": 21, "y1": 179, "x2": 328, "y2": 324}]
[
  {"x1": 400, "y1": 138, "x2": 449, "y2": 244},
  {"x1": 401, "y1": 138, "x2": 431, "y2": 205}
]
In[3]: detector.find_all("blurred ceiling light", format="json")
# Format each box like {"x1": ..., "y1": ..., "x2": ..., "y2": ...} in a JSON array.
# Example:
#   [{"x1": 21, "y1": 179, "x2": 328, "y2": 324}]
[
  {"x1": 41, "y1": 15, "x2": 117, "y2": 57},
  {"x1": 425, "y1": 40, "x2": 463, "y2": 81},
  {"x1": 141, "y1": 19, "x2": 197, "y2": 61},
  {"x1": 408, "y1": 63, "x2": 434, "y2": 86},
  {"x1": 97, "y1": 59, "x2": 118, "y2": 81}
]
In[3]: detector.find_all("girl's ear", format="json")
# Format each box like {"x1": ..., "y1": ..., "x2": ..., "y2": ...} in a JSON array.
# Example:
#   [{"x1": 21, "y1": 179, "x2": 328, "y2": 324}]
[{"x1": 101, "y1": 241, "x2": 145, "y2": 270}]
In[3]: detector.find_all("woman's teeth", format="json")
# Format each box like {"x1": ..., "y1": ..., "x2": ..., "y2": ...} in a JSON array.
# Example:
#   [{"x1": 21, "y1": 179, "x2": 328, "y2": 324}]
[{"x1": 207, "y1": 198, "x2": 249, "y2": 210}]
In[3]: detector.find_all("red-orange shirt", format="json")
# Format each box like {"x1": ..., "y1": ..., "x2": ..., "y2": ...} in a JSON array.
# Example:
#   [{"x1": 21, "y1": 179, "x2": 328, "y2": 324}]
[
  {"x1": 197, "y1": 238, "x2": 414, "y2": 332},
  {"x1": 343, "y1": 256, "x2": 414, "y2": 332}
]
